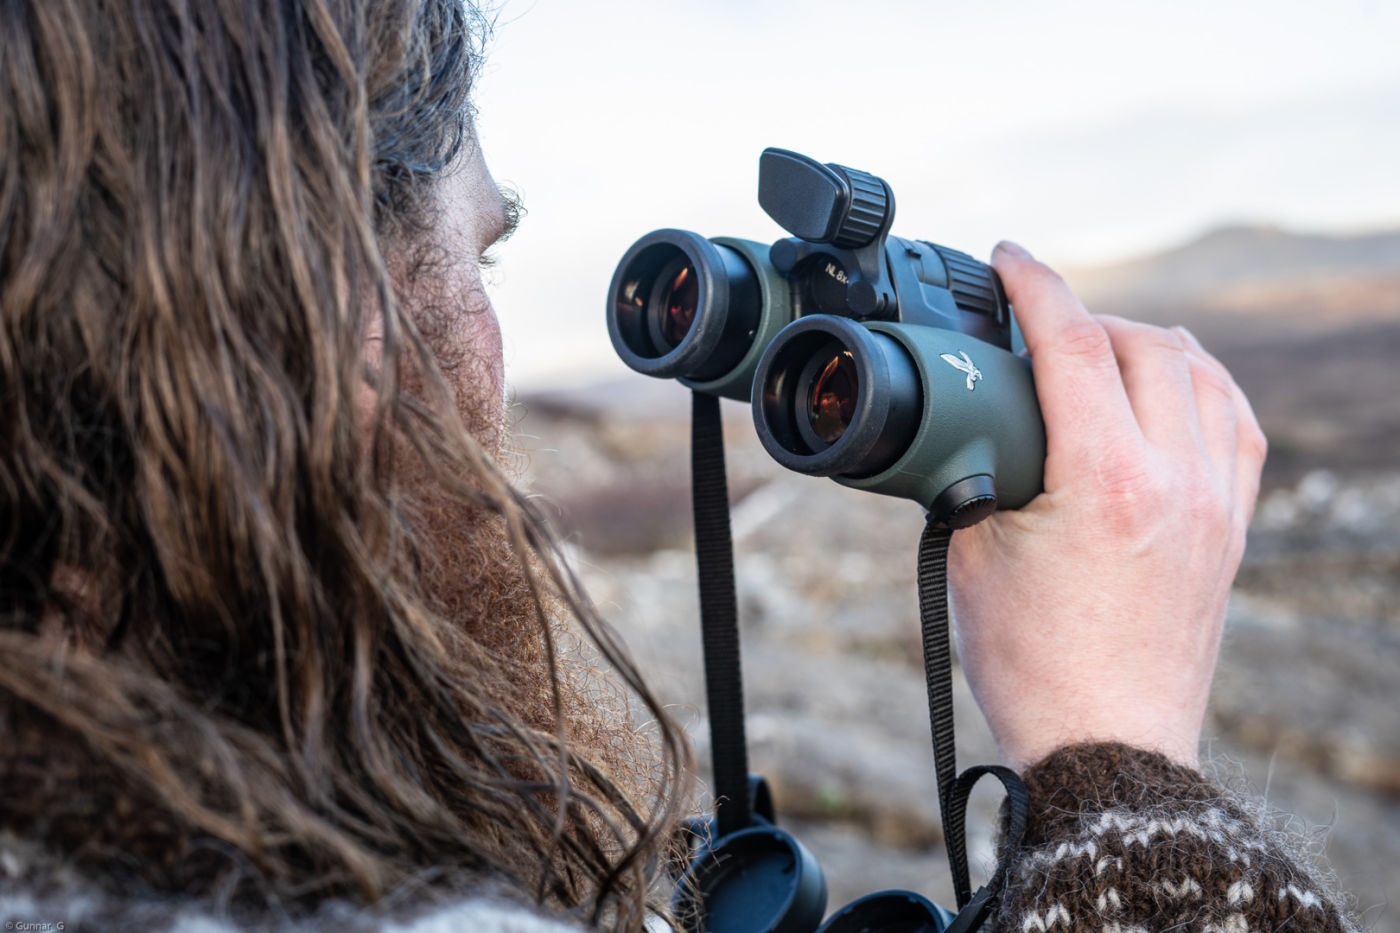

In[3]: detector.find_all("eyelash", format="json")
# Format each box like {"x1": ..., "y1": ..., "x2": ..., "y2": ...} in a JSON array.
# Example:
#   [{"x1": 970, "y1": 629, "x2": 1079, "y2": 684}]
[{"x1": 478, "y1": 248, "x2": 500, "y2": 270}]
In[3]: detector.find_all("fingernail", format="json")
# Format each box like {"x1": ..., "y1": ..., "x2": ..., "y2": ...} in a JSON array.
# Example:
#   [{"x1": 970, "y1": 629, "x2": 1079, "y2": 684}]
[{"x1": 993, "y1": 240, "x2": 1032, "y2": 260}]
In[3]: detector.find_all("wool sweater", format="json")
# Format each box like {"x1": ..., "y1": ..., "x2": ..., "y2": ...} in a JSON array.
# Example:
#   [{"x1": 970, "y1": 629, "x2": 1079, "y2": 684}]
[
  {"x1": 0, "y1": 744, "x2": 1357, "y2": 932},
  {"x1": 991, "y1": 743, "x2": 1357, "y2": 933}
]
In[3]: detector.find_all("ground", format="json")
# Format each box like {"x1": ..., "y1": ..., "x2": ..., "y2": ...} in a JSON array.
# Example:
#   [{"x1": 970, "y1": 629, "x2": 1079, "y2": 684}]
[{"x1": 515, "y1": 381, "x2": 1398, "y2": 929}]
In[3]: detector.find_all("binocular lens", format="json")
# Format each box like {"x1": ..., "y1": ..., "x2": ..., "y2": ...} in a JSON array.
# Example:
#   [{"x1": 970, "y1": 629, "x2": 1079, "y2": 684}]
[
  {"x1": 607, "y1": 230, "x2": 761, "y2": 382},
  {"x1": 658, "y1": 260, "x2": 699, "y2": 348},
  {"x1": 753, "y1": 316, "x2": 922, "y2": 479},
  {"x1": 809, "y1": 350, "x2": 858, "y2": 444}
]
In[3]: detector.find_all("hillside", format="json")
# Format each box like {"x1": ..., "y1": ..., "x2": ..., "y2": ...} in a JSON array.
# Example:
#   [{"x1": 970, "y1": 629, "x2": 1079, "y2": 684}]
[
  {"x1": 1065, "y1": 224, "x2": 1400, "y2": 481},
  {"x1": 1065, "y1": 224, "x2": 1400, "y2": 322}
]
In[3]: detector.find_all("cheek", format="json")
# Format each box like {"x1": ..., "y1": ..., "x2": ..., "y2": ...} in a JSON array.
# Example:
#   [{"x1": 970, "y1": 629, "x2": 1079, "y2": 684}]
[
  {"x1": 447, "y1": 301, "x2": 506, "y2": 454},
  {"x1": 437, "y1": 266, "x2": 506, "y2": 444},
  {"x1": 356, "y1": 275, "x2": 504, "y2": 443},
  {"x1": 461, "y1": 297, "x2": 504, "y2": 404},
  {"x1": 451, "y1": 262, "x2": 503, "y2": 402}
]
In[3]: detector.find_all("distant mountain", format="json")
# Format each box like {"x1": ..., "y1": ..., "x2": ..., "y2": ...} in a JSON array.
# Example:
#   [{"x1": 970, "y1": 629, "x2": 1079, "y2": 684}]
[
  {"x1": 1057, "y1": 224, "x2": 1400, "y2": 479},
  {"x1": 1065, "y1": 224, "x2": 1400, "y2": 324}
]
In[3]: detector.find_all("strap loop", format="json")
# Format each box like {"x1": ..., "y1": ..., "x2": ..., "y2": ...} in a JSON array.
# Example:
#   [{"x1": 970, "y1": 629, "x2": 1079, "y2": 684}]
[
  {"x1": 946, "y1": 765, "x2": 1030, "y2": 906},
  {"x1": 918, "y1": 520, "x2": 1029, "y2": 919}
]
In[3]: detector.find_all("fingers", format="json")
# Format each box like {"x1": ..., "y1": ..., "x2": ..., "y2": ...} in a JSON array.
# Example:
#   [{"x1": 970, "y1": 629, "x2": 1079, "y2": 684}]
[
  {"x1": 1092, "y1": 315, "x2": 1265, "y2": 531},
  {"x1": 1097, "y1": 316, "x2": 1206, "y2": 458},
  {"x1": 1096, "y1": 316, "x2": 1265, "y2": 526},
  {"x1": 1096, "y1": 317, "x2": 1253, "y2": 497},
  {"x1": 993, "y1": 241, "x2": 1266, "y2": 525},
  {"x1": 1175, "y1": 327, "x2": 1268, "y2": 525},
  {"x1": 991, "y1": 242, "x2": 1141, "y2": 477}
]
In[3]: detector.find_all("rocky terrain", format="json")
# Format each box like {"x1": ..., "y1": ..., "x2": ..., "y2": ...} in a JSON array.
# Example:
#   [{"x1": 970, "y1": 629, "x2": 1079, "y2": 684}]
[
  {"x1": 513, "y1": 390, "x2": 1396, "y2": 930},
  {"x1": 513, "y1": 224, "x2": 1399, "y2": 928}
]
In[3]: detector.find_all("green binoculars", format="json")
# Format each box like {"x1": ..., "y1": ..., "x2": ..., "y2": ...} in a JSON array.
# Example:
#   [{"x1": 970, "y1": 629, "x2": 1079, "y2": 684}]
[{"x1": 606, "y1": 148, "x2": 1046, "y2": 528}]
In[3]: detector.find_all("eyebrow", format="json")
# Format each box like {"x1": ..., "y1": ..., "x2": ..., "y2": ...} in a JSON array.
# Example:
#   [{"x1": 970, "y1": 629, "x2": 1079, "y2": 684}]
[{"x1": 489, "y1": 184, "x2": 523, "y2": 247}]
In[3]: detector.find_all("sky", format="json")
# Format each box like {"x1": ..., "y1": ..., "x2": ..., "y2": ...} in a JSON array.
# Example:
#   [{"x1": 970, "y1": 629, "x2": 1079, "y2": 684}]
[{"x1": 471, "y1": 0, "x2": 1400, "y2": 390}]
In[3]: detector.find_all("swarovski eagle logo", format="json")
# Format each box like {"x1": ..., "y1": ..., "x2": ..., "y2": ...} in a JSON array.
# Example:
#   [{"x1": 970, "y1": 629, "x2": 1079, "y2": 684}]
[{"x1": 939, "y1": 350, "x2": 983, "y2": 391}]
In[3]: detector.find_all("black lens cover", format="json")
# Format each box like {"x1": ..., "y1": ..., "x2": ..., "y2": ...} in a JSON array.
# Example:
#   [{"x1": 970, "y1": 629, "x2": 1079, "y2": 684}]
[
  {"x1": 817, "y1": 890, "x2": 956, "y2": 933},
  {"x1": 673, "y1": 825, "x2": 827, "y2": 933}
]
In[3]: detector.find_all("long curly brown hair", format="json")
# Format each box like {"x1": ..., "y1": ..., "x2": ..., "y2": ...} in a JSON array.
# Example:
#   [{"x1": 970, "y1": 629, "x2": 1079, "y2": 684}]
[{"x1": 0, "y1": 1, "x2": 689, "y2": 928}]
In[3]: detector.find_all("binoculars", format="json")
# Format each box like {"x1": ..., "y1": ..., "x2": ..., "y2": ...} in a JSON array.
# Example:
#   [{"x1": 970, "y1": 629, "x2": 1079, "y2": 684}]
[
  {"x1": 606, "y1": 150, "x2": 1045, "y2": 931},
  {"x1": 606, "y1": 148, "x2": 1046, "y2": 528}
]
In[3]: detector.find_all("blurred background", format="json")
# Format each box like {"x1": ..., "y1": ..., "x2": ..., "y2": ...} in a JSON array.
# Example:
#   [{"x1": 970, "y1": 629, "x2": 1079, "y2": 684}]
[{"x1": 473, "y1": 1, "x2": 1399, "y2": 927}]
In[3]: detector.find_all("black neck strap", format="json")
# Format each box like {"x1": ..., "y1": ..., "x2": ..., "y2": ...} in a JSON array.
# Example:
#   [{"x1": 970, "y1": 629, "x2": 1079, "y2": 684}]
[
  {"x1": 688, "y1": 389, "x2": 1028, "y2": 929},
  {"x1": 690, "y1": 390, "x2": 752, "y2": 837}
]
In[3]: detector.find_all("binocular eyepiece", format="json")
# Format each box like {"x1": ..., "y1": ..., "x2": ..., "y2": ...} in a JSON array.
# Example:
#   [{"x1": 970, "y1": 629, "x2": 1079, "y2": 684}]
[
  {"x1": 607, "y1": 148, "x2": 1046, "y2": 528},
  {"x1": 607, "y1": 232, "x2": 760, "y2": 382},
  {"x1": 753, "y1": 315, "x2": 921, "y2": 480},
  {"x1": 609, "y1": 229, "x2": 796, "y2": 403}
]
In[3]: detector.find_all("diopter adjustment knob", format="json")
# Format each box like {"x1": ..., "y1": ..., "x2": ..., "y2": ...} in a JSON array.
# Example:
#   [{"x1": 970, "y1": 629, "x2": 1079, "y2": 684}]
[
  {"x1": 932, "y1": 244, "x2": 1006, "y2": 324},
  {"x1": 830, "y1": 166, "x2": 889, "y2": 249}
]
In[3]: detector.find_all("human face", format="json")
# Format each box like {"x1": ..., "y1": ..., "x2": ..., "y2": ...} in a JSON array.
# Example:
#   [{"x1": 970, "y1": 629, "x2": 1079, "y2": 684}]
[
  {"x1": 369, "y1": 132, "x2": 518, "y2": 446},
  {"x1": 428, "y1": 134, "x2": 518, "y2": 415}
]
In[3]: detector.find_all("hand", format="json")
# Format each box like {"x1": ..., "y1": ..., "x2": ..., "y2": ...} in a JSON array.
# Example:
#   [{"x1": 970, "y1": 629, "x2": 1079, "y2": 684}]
[{"x1": 948, "y1": 241, "x2": 1267, "y2": 771}]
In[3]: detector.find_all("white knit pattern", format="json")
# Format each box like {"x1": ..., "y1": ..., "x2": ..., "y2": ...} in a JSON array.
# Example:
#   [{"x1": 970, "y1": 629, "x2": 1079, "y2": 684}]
[
  {"x1": 1016, "y1": 808, "x2": 1278, "y2": 880},
  {"x1": 1162, "y1": 877, "x2": 1204, "y2": 899},
  {"x1": 1019, "y1": 903, "x2": 1070, "y2": 932},
  {"x1": 1001, "y1": 803, "x2": 1349, "y2": 933},
  {"x1": 1200, "y1": 916, "x2": 1250, "y2": 933},
  {"x1": 1282, "y1": 884, "x2": 1325, "y2": 909}
]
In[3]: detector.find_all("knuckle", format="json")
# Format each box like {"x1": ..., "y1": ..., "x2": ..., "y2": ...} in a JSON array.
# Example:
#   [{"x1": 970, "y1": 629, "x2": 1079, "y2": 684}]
[
  {"x1": 1161, "y1": 325, "x2": 1190, "y2": 352},
  {"x1": 1191, "y1": 362, "x2": 1237, "y2": 405},
  {"x1": 1091, "y1": 451, "x2": 1234, "y2": 540},
  {"x1": 1171, "y1": 324, "x2": 1208, "y2": 355},
  {"x1": 1055, "y1": 318, "x2": 1116, "y2": 366},
  {"x1": 1103, "y1": 317, "x2": 1192, "y2": 363},
  {"x1": 1243, "y1": 422, "x2": 1269, "y2": 461},
  {"x1": 1091, "y1": 452, "x2": 1167, "y2": 530},
  {"x1": 1182, "y1": 478, "x2": 1230, "y2": 528},
  {"x1": 1133, "y1": 323, "x2": 1188, "y2": 356}
]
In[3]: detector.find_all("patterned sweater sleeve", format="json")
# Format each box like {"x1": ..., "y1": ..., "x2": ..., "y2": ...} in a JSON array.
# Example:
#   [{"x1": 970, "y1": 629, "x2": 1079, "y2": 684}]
[{"x1": 991, "y1": 743, "x2": 1358, "y2": 933}]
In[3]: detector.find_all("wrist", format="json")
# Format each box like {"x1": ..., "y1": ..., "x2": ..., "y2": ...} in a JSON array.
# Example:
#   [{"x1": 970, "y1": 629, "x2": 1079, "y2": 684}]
[
  {"x1": 980, "y1": 681, "x2": 1207, "y2": 772},
  {"x1": 999, "y1": 723, "x2": 1201, "y2": 773}
]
